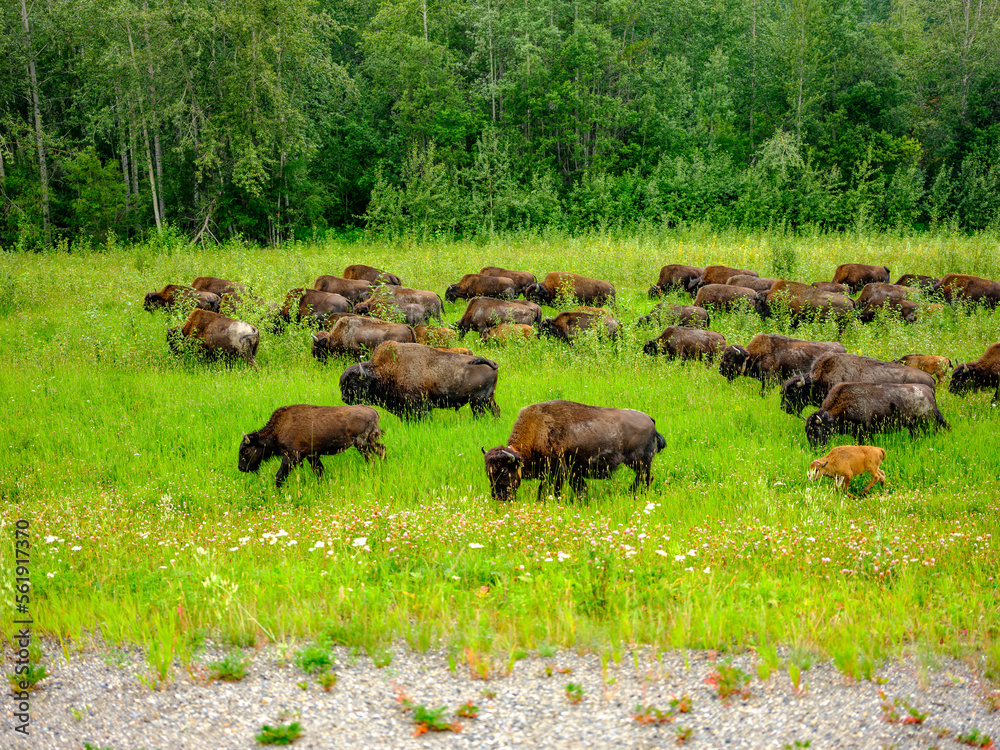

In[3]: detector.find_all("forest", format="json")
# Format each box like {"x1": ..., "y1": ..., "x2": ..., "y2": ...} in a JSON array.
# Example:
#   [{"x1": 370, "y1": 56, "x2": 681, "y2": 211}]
[{"x1": 1, "y1": 0, "x2": 998, "y2": 248}]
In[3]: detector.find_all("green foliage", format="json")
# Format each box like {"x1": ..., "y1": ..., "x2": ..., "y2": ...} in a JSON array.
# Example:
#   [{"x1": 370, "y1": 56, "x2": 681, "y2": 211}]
[
  {"x1": 207, "y1": 651, "x2": 250, "y2": 682},
  {"x1": 256, "y1": 722, "x2": 304, "y2": 745},
  {"x1": 294, "y1": 645, "x2": 333, "y2": 675}
]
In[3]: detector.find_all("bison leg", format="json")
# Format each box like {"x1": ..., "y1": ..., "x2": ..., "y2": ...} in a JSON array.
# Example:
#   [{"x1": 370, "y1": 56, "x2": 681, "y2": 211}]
[
  {"x1": 358, "y1": 437, "x2": 387, "y2": 462},
  {"x1": 307, "y1": 455, "x2": 325, "y2": 477},
  {"x1": 859, "y1": 470, "x2": 882, "y2": 496},
  {"x1": 628, "y1": 461, "x2": 653, "y2": 493},
  {"x1": 274, "y1": 456, "x2": 299, "y2": 488},
  {"x1": 471, "y1": 395, "x2": 501, "y2": 419},
  {"x1": 569, "y1": 474, "x2": 589, "y2": 501}
]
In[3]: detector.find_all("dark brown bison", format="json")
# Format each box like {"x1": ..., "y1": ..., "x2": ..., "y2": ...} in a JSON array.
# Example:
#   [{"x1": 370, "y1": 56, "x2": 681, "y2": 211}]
[
  {"x1": 893, "y1": 354, "x2": 954, "y2": 385},
  {"x1": 780, "y1": 352, "x2": 936, "y2": 416},
  {"x1": 805, "y1": 383, "x2": 949, "y2": 448},
  {"x1": 644, "y1": 327, "x2": 726, "y2": 361},
  {"x1": 238, "y1": 404, "x2": 385, "y2": 488},
  {"x1": 727, "y1": 275, "x2": 777, "y2": 292},
  {"x1": 167, "y1": 309, "x2": 260, "y2": 367},
  {"x1": 144, "y1": 285, "x2": 220, "y2": 313},
  {"x1": 482, "y1": 400, "x2": 666, "y2": 501},
  {"x1": 455, "y1": 298, "x2": 543, "y2": 337},
  {"x1": 949, "y1": 342, "x2": 1000, "y2": 395},
  {"x1": 693, "y1": 284, "x2": 760, "y2": 312},
  {"x1": 637, "y1": 303, "x2": 711, "y2": 328},
  {"x1": 311, "y1": 315, "x2": 415, "y2": 361},
  {"x1": 414, "y1": 324, "x2": 459, "y2": 347},
  {"x1": 279, "y1": 288, "x2": 351, "y2": 326},
  {"x1": 340, "y1": 341, "x2": 500, "y2": 419},
  {"x1": 936, "y1": 274, "x2": 1000, "y2": 308},
  {"x1": 192, "y1": 276, "x2": 246, "y2": 298},
  {"x1": 855, "y1": 283, "x2": 918, "y2": 323},
  {"x1": 314, "y1": 275, "x2": 374, "y2": 304},
  {"x1": 384, "y1": 286, "x2": 444, "y2": 321},
  {"x1": 445, "y1": 273, "x2": 517, "y2": 303},
  {"x1": 858, "y1": 297, "x2": 919, "y2": 324},
  {"x1": 718, "y1": 334, "x2": 845, "y2": 393},
  {"x1": 353, "y1": 297, "x2": 429, "y2": 326},
  {"x1": 539, "y1": 311, "x2": 620, "y2": 343},
  {"x1": 687, "y1": 265, "x2": 758, "y2": 295},
  {"x1": 895, "y1": 274, "x2": 940, "y2": 290},
  {"x1": 343, "y1": 264, "x2": 401, "y2": 285},
  {"x1": 526, "y1": 272, "x2": 616, "y2": 307},
  {"x1": 832, "y1": 263, "x2": 890, "y2": 293},
  {"x1": 482, "y1": 323, "x2": 535, "y2": 342},
  {"x1": 812, "y1": 282, "x2": 849, "y2": 294},
  {"x1": 760, "y1": 280, "x2": 854, "y2": 326},
  {"x1": 648, "y1": 265, "x2": 704, "y2": 298},
  {"x1": 480, "y1": 267, "x2": 536, "y2": 296}
]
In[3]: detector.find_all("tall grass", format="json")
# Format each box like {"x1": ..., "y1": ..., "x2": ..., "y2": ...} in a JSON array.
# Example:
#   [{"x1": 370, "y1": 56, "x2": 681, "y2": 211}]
[{"x1": 1, "y1": 229, "x2": 998, "y2": 677}]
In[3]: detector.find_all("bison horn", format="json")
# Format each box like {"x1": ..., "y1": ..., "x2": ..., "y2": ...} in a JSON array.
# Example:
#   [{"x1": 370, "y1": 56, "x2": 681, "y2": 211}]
[
  {"x1": 481, "y1": 446, "x2": 487, "y2": 455},
  {"x1": 500, "y1": 449, "x2": 519, "y2": 462},
  {"x1": 311, "y1": 333, "x2": 320, "y2": 342}
]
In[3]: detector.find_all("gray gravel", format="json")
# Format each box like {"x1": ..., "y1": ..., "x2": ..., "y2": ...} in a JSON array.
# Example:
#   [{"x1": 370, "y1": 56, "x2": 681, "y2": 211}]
[{"x1": 3, "y1": 641, "x2": 999, "y2": 749}]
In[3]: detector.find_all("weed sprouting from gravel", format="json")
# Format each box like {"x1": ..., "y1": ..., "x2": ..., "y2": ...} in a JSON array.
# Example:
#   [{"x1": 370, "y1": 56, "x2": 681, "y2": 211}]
[
  {"x1": 954, "y1": 727, "x2": 994, "y2": 748},
  {"x1": 675, "y1": 725, "x2": 694, "y2": 743},
  {"x1": 633, "y1": 704, "x2": 674, "y2": 724},
  {"x1": 255, "y1": 721, "x2": 304, "y2": 745},
  {"x1": 878, "y1": 690, "x2": 928, "y2": 724},
  {"x1": 411, "y1": 704, "x2": 461, "y2": 735},
  {"x1": 207, "y1": 651, "x2": 250, "y2": 682},
  {"x1": 455, "y1": 701, "x2": 479, "y2": 718},
  {"x1": 317, "y1": 670, "x2": 338, "y2": 691},
  {"x1": 565, "y1": 682, "x2": 585, "y2": 704},
  {"x1": 294, "y1": 645, "x2": 333, "y2": 675},
  {"x1": 705, "y1": 662, "x2": 751, "y2": 700}
]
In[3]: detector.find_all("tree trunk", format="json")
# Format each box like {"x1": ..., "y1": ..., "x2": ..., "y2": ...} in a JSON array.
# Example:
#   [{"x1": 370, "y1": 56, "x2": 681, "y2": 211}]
[
  {"x1": 126, "y1": 22, "x2": 162, "y2": 232},
  {"x1": 143, "y1": 0, "x2": 167, "y2": 223},
  {"x1": 19, "y1": 0, "x2": 51, "y2": 246}
]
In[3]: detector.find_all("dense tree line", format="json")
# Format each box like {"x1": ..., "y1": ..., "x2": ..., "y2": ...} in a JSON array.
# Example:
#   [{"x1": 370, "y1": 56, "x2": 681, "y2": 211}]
[{"x1": 1, "y1": 0, "x2": 998, "y2": 248}]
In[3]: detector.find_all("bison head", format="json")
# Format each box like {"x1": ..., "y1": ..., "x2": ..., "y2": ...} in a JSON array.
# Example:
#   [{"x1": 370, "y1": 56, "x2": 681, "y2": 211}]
[
  {"x1": 311, "y1": 332, "x2": 334, "y2": 362},
  {"x1": 780, "y1": 374, "x2": 813, "y2": 416},
  {"x1": 642, "y1": 339, "x2": 660, "y2": 356},
  {"x1": 753, "y1": 291, "x2": 771, "y2": 319},
  {"x1": 949, "y1": 363, "x2": 979, "y2": 394},
  {"x1": 718, "y1": 345, "x2": 750, "y2": 380},
  {"x1": 144, "y1": 291, "x2": 166, "y2": 312},
  {"x1": 806, "y1": 458, "x2": 829, "y2": 481},
  {"x1": 685, "y1": 276, "x2": 705, "y2": 297},
  {"x1": 525, "y1": 283, "x2": 553, "y2": 306},
  {"x1": 805, "y1": 410, "x2": 834, "y2": 449},
  {"x1": 339, "y1": 362, "x2": 377, "y2": 405},
  {"x1": 238, "y1": 432, "x2": 268, "y2": 473},
  {"x1": 647, "y1": 284, "x2": 663, "y2": 299},
  {"x1": 482, "y1": 446, "x2": 524, "y2": 501},
  {"x1": 444, "y1": 284, "x2": 461, "y2": 303}
]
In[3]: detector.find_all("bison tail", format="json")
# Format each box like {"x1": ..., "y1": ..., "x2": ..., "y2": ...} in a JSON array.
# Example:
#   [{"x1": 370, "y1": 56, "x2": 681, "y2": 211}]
[
  {"x1": 470, "y1": 356, "x2": 499, "y2": 370},
  {"x1": 655, "y1": 431, "x2": 666, "y2": 452}
]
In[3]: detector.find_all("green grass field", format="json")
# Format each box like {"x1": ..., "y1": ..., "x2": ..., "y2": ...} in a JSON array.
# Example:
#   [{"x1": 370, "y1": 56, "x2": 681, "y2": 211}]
[{"x1": 2, "y1": 229, "x2": 998, "y2": 684}]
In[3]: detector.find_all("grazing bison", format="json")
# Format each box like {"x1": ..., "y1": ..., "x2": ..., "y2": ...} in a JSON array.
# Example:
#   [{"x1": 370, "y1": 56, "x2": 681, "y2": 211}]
[
  {"x1": 482, "y1": 400, "x2": 666, "y2": 501},
  {"x1": 727, "y1": 275, "x2": 778, "y2": 293},
  {"x1": 343, "y1": 264, "x2": 401, "y2": 286},
  {"x1": 687, "y1": 265, "x2": 758, "y2": 295},
  {"x1": 648, "y1": 265, "x2": 704, "y2": 298},
  {"x1": 482, "y1": 323, "x2": 535, "y2": 342},
  {"x1": 643, "y1": 327, "x2": 726, "y2": 361},
  {"x1": 949, "y1": 342, "x2": 1000, "y2": 395},
  {"x1": 540, "y1": 311, "x2": 620, "y2": 343},
  {"x1": 780, "y1": 352, "x2": 936, "y2": 416},
  {"x1": 311, "y1": 315, "x2": 415, "y2": 361},
  {"x1": 893, "y1": 354, "x2": 954, "y2": 385},
  {"x1": 693, "y1": 284, "x2": 760, "y2": 312},
  {"x1": 718, "y1": 334, "x2": 845, "y2": 393},
  {"x1": 832, "y1": 263, "x2": 891, "y2": 293},
  {"x1": 805, "y1": 383, "x2": 949, "y2": 448},
  {"x1": 414, "y1": 324, "x2": 459, "y2": 347},
  {"x1": 480, "y1": 267, "x2": 537, "y2": 296},
  {"x1": 144, "y1": 285, "x2": 220, "y2": 313},
  {"x1": 384, "y1": 286, "x2": 444, "y2": 321},
  {"x1": 812, "y1": 282, "x2": 849, "y2": 294},
  {"x1": 895, "y1": 273, "x2": 940, "y2": 290},
  {"x1": 526, "y1": 272, "x2": 616, "y2": 307},
  {"x1": 168, "y1": 309, "x2": 260, "y2": 367},
  {"x1": 279, "y1": 288, "x2": 350, "y2": 326},
  {"x1": 638, "y1": 303, "x2": 711, "y2": 328},
  {"x1": 314, "y1": 275, "x2": 374, "y2": 304},
  {"x1": 855, "y1": 283, "x2": 918, "y2": 324},
  {"x1": 455, "y1": 298, "x2": 543, "y2": 337},
  {"x1": 238, "y1": 405, "x2": 385, "y2": 488},
  {"x1": 340, "y1": 341, "x2": 500, "y2": 419},
  {"x1": 807, "y1": 446, "x2": 887, "y2": 497},
  {"x1": 353, "y1": 297, "x2": 429, "y2": 326},
  {"x1": 760, "y1": 280, "x2": 854, "y2": 326},
  {"x1": 445, "y1": 273, "x2": 517, "y2": 303},
  {"x1": 936, "y1": 274, "x2": 1000, "y2": 308},
  {"x1": 192, "y1": 276, "x2": 246, "y2": 298}
]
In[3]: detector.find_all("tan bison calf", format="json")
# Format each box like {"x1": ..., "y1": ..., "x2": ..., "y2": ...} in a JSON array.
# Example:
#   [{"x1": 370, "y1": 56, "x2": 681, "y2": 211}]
[
  {"x1": 238, "y1": 405, "x2": 386, "y2": 488},
  {"x1": 893, "y1": 354, "x2": 953, "y2": 385},
  {"x1": 482, "y1": 323, "x2": 535, "y2": 342},
  {"x1": 807, "y1": 446, "x2": 886, "y2": 497}
]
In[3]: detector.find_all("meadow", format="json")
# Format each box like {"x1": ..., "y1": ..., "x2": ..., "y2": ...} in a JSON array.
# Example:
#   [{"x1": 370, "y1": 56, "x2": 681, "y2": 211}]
[{"x1": 1, "y1": 228, "x2": 998, "y2": 686}]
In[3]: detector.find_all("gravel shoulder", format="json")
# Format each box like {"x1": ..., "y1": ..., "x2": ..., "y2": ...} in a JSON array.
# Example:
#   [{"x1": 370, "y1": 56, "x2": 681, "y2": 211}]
[{"x1": 3, "y1": 642, "x2": 999, "y2": 750}]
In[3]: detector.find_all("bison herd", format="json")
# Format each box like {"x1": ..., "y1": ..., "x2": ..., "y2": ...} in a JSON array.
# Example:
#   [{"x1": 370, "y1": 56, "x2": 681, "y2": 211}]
[{"x1": 145, "y1": 261, "x2": 999, "y2": 495}]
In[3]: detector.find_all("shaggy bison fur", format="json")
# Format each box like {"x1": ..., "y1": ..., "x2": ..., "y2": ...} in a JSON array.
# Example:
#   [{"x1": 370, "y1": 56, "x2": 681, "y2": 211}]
[
  {"x1": 311, "y1": 315, "x2": 415, "y2": 361},
  {"x1": 718, "y1": 334, "x2": 845, "y2": 393},
  {"x1": 643, "y1": 327, "x2": 726, "y2": 361},
  {"x1": 526, "y1": 272, "x2": 616, "y2": 307},
  {"x1": 455, "y1": 298, "x2": 543, "y2": 337},
  {"x1": 949, "y1": 342, "x2": 1000, "y2": 395},
  {"x1": 168, "y1": 309, "x2": 260, "y2": 367}
]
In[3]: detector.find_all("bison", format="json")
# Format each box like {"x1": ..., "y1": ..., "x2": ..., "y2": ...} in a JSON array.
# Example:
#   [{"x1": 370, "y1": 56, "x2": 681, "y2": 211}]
[
  {"x1": 343, "y1": 264, "x2": 401, "y2": 285},
  {"x1": 479, "y1": 267, "x2": 537, "y2": 296},
  {"x1": 780, "y1": 352, "x2": 936, "y2": 416},
  {"x1": 895, "y1": 273, "x2": 940, "y2": 290},
  {"x1": 812, "y1": 282, "x2": 849, "y2": 294},
  {"x1": 693, "y1": 284, "x2": 761, "y2": 312},
  {"x1": 805, "y1": 383, "x2": 949, "y2": 448},
  {"x1": 760, "y1": 280, "x2": 854, "y2": 326},
  {"x1": 832, "y1": 263, "x2": 891, "y2": 293},
  {"x1": 526, "y1": 272, "x2": 616, "y2": 307},
  {"x1": 353, "y1": 296, "x2": 429, "y2": 326},
  {"x1": 648, "y1": 265, "x2": 704, "y2": 298},
  {"x1": 414, "y1": 324, "x2": 459, "y2": 347},
  {"x1": 384, "y1": 286, "x2": 444, "y2": 321},
  {"x1": 445, "y1": 273, "x2": 517, "y2": 303},
  {"x1": 637, "y1": 303, "x2": 711, "y2": 328},
  {"x1": 279, "y1": 288, "x2": 350, "y2": 327},
  {"x1": 855, "y1": 283, "x2": 918, "y2": 324},
  {"x1": 311, "y1": 315, "x2": 415, "y2": 361},
  {"x1": 482, "y1": 400, "x2": 666, "y2": 501},
  {"x1": 727, "y1": 275, "x2": 778, "y2": 293},
  {"x1": 643, "y1": 327, "x2": 726, "y2": 361},
  {"x1": 936, "y1": 273, "x2": 1000, "y2": 308},
  {"x1": 314, "y1": 275, "x2": 374, "y2": 304},
  {"x1": 167, "y1": 309, "x2": 260, "y2": 367},
  {"x1": 540, "y1": 311, "x2": 620, "y2": 343},
  {"x1": 238, "y1": 404, "x2": 386, "y2": 488},
  {"x1": 807, "y1": 446, "x2": 887, "y2": 497},
  {"x1": 340, "y1": 341, "x2": 500, "y2": 419},
  {"x1": 455, "y1": 298, "x2": 543, "y2": 338},
  {"x1": 482, "y1": 323, "x2": 535, "y2": 342},
  {"x1": 144, "y1": 285, "x2": 220, "y2": 313},
  {"x1": 192, "y1": 276, "x2": 246, "y2": 298},
  {"x1": 718, "y1": 334, "x2": 846, "y2": 393},
  {"x1": 687, "y1": 265, "x2": 758, "y2": 295},
  {"x1": 893, "y1": 354, "x2": 954, "y2": 385},
  {"x1": 949, "y1": 342, "x2": 1000, "y2": 395}
]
